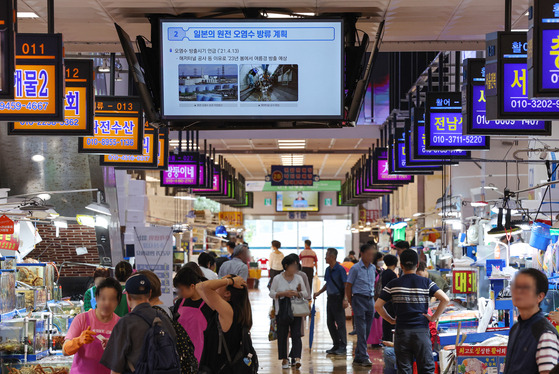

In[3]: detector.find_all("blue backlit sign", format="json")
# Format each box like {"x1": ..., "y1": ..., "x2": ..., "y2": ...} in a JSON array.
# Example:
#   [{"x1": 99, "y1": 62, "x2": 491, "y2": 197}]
[{"x1": 503, "y1": 62, "x2": 559, "y2": 112}]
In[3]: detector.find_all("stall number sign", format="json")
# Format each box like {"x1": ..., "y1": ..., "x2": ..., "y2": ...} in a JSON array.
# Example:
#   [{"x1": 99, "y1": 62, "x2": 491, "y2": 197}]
[
  {"x1": 9, "y1": 59, "x2": 94, "y2": 135},
  {"x1": 0, "y1": 0, "x2": 16, "y2": 100},
  {"x1": 271, "y1": 165, "x2": 314, "y2": 186},
  {"x1": 453, "y1": 270, "x2": 477, "y2": 294},
  {"x1": 100, "y1": 124, "x2": 158, "y2": 169},
  {"x1": 425, "y1": 92, "x2": 489, "y2": 150},
  {"x1": 160, "y1": 152, "x2": 200, "y2": 187},
  {"x1": 79, "y1": 96, "x2": 144, "y2": 155},
  {"x1": 0, "y1": 33, "x2": 64, "y2": 121}
]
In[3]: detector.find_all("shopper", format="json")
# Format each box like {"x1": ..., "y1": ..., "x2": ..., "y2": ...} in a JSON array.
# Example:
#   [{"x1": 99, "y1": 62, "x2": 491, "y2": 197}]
[
  {"x1": 196, "y1": 275, "x2": 253, "y2": 373},
  {"x1": 142, "y1": 270, "x2": 199, "y2": 374},
  {"x1": 270, "y1": 255, "x2": 309, "y2": 369},
  {"x1": 226, "y1": 241, "x2": 236, "y2": 259},
  {"x1": 504, "y1": 269, "x2": 559, "y2": 374},
  {"x1": 114, "y1": 261, "x2": 133, "y2": 317},
  {"x1": 64, "y1": 278, "x2": 121, "y2": 374},
  {"x1": 344, "y1": 250, "x2": 358, "y2": 264},
  {"x1": 218, "y1": 244, "x2": 250, "y2": 280},
  {"x1": 417, "y1": 262, "x2": 450, "y2": 293},
  {"x1": 100, "y1": 274, "x2": 177, "y2": 373},
  {"x1": 198, "y1": 252, "x2": 218, "y2": 280},
  {"x1": 269, "y1": 240, "x2": 285, "y2": 285},
  {"x1": 394, "y1": 240, "x2": 409, "y2": 256},
  {"x1": 299, "y1": 239, "x2": 318, "y2": 291},
  {"x1": 313, "y1": 248, "x2": 348, "y2": 356},
  {"x1": 345, "y1": 243, "x2": 377, "y2": 367},
  {"x1": 83, "y1": 267, "x2": 110, "y2": 311},
  {"x1": 173, "y1": 266, "x2": 215, "y2": 364},
  {"x1": 182, "y1": 261, "x2": 206, "y2": 279},
  {"x1": 381, "y1": 254, "x2": 398, "y2": 342},
  {"x1": 375, "y1": 249, "x2": 450, "y2": 374}
]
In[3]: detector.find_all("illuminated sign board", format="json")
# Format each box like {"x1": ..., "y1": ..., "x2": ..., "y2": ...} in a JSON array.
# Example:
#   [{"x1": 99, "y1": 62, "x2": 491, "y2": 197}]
[
  {"x1": 160, "y1": 151, "x2": 200, "y2": 187},
  {"x1": 463, "y1": 58, "x2": 550, "y2": 135},
  {"x1": 9, "y1": 59, "x2": 95, "y2": 135},
  {"x1": 193, "y1": 169, "x2": 222, "y2": 194},
  {"x1": 100, "y1": 124, "x2": 158, "y2": 169},
  {"x1": 0, "y1": 33, "x2": 64, "y2": 121},
  {"x1": 78, "y1": 96, "x2": 144, "y2": 155},
  {"x1": 271, "y1": 165, "x2": 314, "y2": 186},
  {"x1": 452, "y1": 270, "x2": 477, "y2": 294},
  {"x1": 389, "y1": 143, "x2": 434, "y2": 175},
  {"x1": 528, "y1": 0, "x2": 559, "y2": 97},
  {"x1": 0, "y1": 0, "x2": 15, "y2": 100},
  {"x1": 157, "y1": 128, "x2": 169, "y2": 170},
  {"x1": 425, "y1": 92, "x2": 490, "y2": 150},
  {"x1": 160, "y1": 19, "x2": 343, "y2": 120},
  {"x1": 372, "y1": 148, "x2": 413, "y2": 184},
  {"x1": 486, "y1": 31, "x2": 559, "y2": 119}
]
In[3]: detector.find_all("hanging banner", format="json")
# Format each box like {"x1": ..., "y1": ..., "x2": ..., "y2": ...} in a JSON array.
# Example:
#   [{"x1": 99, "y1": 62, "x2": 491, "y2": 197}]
[
  {"x1": 486, "y1": 31, "x2": 559, "y2": 119},
  {"x1": 78, "y1": 96, "x2": 144, "y2": 155},
  {"x1": 425, "y1": 92, "x2": 490, "y2": 150},
  {"x1": 100, "y1": 123, "x2": 158, "y2": 169},
  {"x1": 463, "y1": 58, "x2": 550, "y2": 135},
  {"x1": 528, "y1": 0, "x2": 559, "y2": 98},
  {"x1": 0, "y1": 33, "x2": 64, "y2": 121},
  {"x1": 9, "y1": 59, "x2": 95, "y2": 135},
  {"x1": 0, "y1": 0, "x2": 15, "y2": 100},
  {"x1": 134, "y1": 226, "x2": 173, "y2": 306}
]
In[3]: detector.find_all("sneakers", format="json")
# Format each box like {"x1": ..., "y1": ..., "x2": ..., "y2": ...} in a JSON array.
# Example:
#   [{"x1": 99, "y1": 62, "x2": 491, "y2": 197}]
[
  {"x1": 333, "y1": 348, "x2": 347, "y2": 356},
  {"x1": 349, "y1": 330, "x2": 357, "y2": 336},
  {"x1": 353, "y1": 359, "x2": 373, "y2": 367},
  {"x1": 326, "y1": 347, "x2": 339, "y2": 354},
  {"x1": 294, "y1": 359, "x2": 302, "y2": 369},
  {"x1": 282, "y1": 360, "x2": 290, "y2": 369}
]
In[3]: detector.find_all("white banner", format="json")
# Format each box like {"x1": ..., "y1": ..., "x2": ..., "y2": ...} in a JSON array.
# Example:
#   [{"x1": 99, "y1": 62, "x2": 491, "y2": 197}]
[{"x1": 134, "y1": 226, "x2": 174, "y2": 307}]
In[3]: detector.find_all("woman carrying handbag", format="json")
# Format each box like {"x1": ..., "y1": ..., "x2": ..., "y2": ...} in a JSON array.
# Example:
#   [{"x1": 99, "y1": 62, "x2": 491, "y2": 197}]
[{"x1": 269, "y1": 255, "x2": 309, "y2": 370}]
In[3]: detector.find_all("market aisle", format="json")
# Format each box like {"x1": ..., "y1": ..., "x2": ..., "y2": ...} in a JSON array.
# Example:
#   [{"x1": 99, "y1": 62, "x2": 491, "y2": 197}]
[{"x1": 249, "y1": 278, "x2": 385, "y2": 374}]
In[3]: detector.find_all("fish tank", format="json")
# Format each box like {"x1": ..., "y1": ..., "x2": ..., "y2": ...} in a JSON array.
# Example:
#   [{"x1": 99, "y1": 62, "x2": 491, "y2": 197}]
[
  {"x1": 0, "y1": 270, "x2": 16, "y2": 314},
  {"x1": 1, "y1": 360, "x2": 72, "y2": 374},
  {"x1": 16, "y1": 287, "x2": 47, "y2": 312},
  {"x1": 17, "y1": 264, "x2": 55, "y2": 298},
  {"x1": 0, "y1": 256, "x2": 17, "y2": 271},
  {"x1": 0, "y1": 318, "x2": 48, "y2": 357}
]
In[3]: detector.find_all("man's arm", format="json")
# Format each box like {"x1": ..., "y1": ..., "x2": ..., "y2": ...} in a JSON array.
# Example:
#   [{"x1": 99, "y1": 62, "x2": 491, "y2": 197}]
[
  {"x1": 314, "y1": 284, "x2": 327, "y2": 299},
  {"x1": 375, "y1": 298, "x2": 396, "y2": 325},
  {"x1": 345, "y1": 283, "x2": 353, "y2": 306},
  {"x1": 536, "y1": 331, "x2": 559, "y2": 374},
  {"x1": 424, "y1": 290, "x2": 450, "y2": 322}
]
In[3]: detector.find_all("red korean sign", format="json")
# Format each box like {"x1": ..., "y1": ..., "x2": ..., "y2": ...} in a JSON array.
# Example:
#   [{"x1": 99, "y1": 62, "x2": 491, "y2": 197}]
[
  {"x1": 0, "y1": 215, "x2": 14, "y2": 234},
  {"x1": 452, "y1": 270, "x2": 477, "y2": 294}
]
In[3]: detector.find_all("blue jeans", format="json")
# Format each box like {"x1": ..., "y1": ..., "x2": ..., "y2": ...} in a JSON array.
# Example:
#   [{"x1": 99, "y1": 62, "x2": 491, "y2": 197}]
[
  {"x1": 384, "y1": 347, "x2": 397, "y2": 374},
  {"x1": 394, "y1": 327, "x2": 435, "y2": 374},
  {"x1": 352, "y1": 294, "x2": 374, "y2": 362}
]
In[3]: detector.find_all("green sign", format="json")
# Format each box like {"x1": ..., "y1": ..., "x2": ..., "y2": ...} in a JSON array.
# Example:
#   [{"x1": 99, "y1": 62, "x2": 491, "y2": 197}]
[
  {"x1": 264, "y1": 198, "x2": 272, "y2": 206},
  {"x1": 324, "y1": 198, "x2": 333, "y2": 206},
  {"x1": 261, "y1": 180, "x2": 341, "y2": 192}
]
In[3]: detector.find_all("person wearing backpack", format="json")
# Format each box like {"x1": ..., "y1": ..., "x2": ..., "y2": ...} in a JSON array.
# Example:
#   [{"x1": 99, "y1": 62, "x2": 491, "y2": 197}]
[
  {"x1": 140, "y1": 270, "x2": 198, "y2": 374},
  {"x1": 197, "y1": 275, "x2": 257, "y2": 374},
  {"x1": 100, "y1": 273, "x2": 178, "y2": 374},
  {"x1": 313, "y1": 248, "x2": 348, "y2": 356}
]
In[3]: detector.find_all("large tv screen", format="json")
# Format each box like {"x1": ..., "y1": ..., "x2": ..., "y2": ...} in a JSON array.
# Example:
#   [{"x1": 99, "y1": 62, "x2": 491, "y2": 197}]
[
  {"x1": 160, "y1": 19, "x2": 343, "y2": 120},
  {"x1": 276, "y1": 191, "x2": 319, "y2": 212}
]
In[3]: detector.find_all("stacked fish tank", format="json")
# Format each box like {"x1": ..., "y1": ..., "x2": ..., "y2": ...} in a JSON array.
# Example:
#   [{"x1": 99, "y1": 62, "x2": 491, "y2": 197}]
[
  {"x1": 0, "y1": 318, "x2": 48, "y2": 360},
  {"x1": 0, "y1": 269, "x2": 16, "y2": 314}
]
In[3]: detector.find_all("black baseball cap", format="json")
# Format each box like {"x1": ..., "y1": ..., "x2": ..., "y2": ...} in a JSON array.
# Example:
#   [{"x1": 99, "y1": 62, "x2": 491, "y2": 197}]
[{"x1": 125, "y1": 274, "x2": 151, "y2": 295}]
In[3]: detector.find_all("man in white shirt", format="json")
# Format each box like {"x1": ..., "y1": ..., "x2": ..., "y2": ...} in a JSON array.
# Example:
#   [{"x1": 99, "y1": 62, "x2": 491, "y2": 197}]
[{"x1": 198, "y1": 252, "x2": 218, "y2": 280}]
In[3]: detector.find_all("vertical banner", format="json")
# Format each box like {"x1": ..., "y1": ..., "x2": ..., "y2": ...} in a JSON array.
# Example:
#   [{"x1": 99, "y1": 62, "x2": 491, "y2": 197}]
[
  {"x1": 0, "y1": 0, "x2": 15, "y2": 100},
  {"x1": 134, "y1": 226, "x2": 174, "y2": 307}
]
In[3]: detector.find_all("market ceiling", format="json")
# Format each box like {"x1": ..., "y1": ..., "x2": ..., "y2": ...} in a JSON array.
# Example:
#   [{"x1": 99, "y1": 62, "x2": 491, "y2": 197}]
[{"x1": 17, "y1": 0, "x2": 530, "y2": 53}]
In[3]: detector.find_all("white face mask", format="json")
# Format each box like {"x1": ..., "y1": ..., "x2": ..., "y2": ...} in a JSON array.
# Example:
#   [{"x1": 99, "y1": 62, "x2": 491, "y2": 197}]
[{"x1": 377, "y1": 261, "x2": 385, "y2": 268}]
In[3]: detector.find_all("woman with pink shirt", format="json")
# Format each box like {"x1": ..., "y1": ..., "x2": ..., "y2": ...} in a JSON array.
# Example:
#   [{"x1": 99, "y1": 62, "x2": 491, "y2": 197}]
[{"x1": 63, "y1": 277, "x2": 122, "y2": 374}]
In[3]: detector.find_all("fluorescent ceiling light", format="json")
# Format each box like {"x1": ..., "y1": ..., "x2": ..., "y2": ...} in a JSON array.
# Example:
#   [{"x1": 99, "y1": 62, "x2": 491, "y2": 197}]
[
  {"x1": 53, "y1": 219, "x2": 68, "y2": 229},
  {"x1": 17, "y1": 12, "x2": 39, "y2": 18},
  {"x1": 76, "y1": 215, "x2": 95, "y2": 227},
  {"x1": 86, "y1": 202, "x2": 111, "y2": 215},
  {"x1": 37, "y1": 194, "x2": 51, "y2": 201},
  {"x1": 278, "y1": 139, "x2": 306, "y2": 143},
  {"x1": 404, "y1": 218, "x2": 412, "y2": 222},
  {"x1": 413, "y1": 212, "x2": 424, "y2": 217},
  {"x1": 32, "y1": 154, "x2": 45, "y2": 162},
  {"x1": 95, "y1": 216, "x2": 109, "y2": 229}
]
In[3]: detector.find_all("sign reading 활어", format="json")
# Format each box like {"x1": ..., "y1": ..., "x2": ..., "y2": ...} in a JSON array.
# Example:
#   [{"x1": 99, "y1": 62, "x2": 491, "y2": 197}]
[
  {"x1": 0, "y1": 33, "x2": 65, "y2": 121},
  {"x1": 78, "y1": 96, "x2": 144, "y2": 155},
  {"x1": 134, "y1": 226, "x2": 174, "y2": 306},
  {"x1": 9, "y1": 59, "x2": 95, "y2": 135}
]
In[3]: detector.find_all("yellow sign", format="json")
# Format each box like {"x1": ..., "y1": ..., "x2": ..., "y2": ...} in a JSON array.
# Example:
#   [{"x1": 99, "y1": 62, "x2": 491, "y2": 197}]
[{"x1": 218, "y1": 212, "x2": 243, "y2": 227}]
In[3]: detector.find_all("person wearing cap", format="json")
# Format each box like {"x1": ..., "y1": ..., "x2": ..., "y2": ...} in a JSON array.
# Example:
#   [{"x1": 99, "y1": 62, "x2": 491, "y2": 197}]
[
  {"x1": 375, "y1": 249, "x2": 450, "y2": 374},
  {"x1": 218, "y1": 244, "x2": 250, "y2": 281},
  {"x1": 100, "y1": 274, "x2": 177, "y2": 374}
]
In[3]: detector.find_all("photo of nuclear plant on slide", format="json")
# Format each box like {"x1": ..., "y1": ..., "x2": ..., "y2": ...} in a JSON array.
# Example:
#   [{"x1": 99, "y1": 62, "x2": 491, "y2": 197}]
[{"x1": 178, "y1": 64, "x2": 239, "y2": 102}]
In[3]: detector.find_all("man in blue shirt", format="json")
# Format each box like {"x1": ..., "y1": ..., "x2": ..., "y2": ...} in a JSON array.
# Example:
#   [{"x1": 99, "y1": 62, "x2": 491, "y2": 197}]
[
  {"x1": 218, "y1": 244, "x2": 250, "y2": 280},
  {"x1": 314, "y1": 248, "x2": 348, "y2": 356},
  {"x1": 375, "y1": 249, "x2": 450, "y2": 374},
  {"x1": 345, "y1": 243, "x2": 377, "y2": 366}
]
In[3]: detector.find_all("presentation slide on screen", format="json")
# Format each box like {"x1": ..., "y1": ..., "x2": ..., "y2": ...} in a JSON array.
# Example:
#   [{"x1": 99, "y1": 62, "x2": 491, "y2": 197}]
[
  {"x1": 276, "y1": 191, "x2": 319, "y2": 212},
  {"x1": 160, "y1": 20, "x2": 343, "y2": 118}
]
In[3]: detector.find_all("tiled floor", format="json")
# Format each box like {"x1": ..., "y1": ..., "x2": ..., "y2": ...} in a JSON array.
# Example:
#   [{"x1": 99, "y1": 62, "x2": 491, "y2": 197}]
[{"x1": 249, "y1": 279, "x2": 385, "y2": 374}]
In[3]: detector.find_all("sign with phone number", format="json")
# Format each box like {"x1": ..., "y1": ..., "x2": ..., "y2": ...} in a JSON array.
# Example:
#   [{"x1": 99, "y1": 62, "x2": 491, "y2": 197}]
[
  {"x1": 0, "y1": 33, "x2": 64, "y2": 121},
  {"x1": 9, "y1": 59, "x2": 94, "y2": 135},
  {"x1": 100, "y1": 124, "x2": 159, "y2": 169},
  {"x1": 78, "y1": 96, "x2": 144, "y2": 155}
]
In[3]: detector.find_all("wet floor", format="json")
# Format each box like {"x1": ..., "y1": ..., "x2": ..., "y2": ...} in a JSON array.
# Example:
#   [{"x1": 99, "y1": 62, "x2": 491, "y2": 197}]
[{"x1": 249, "y1": 278, "x2": 385, "y2": 373}]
